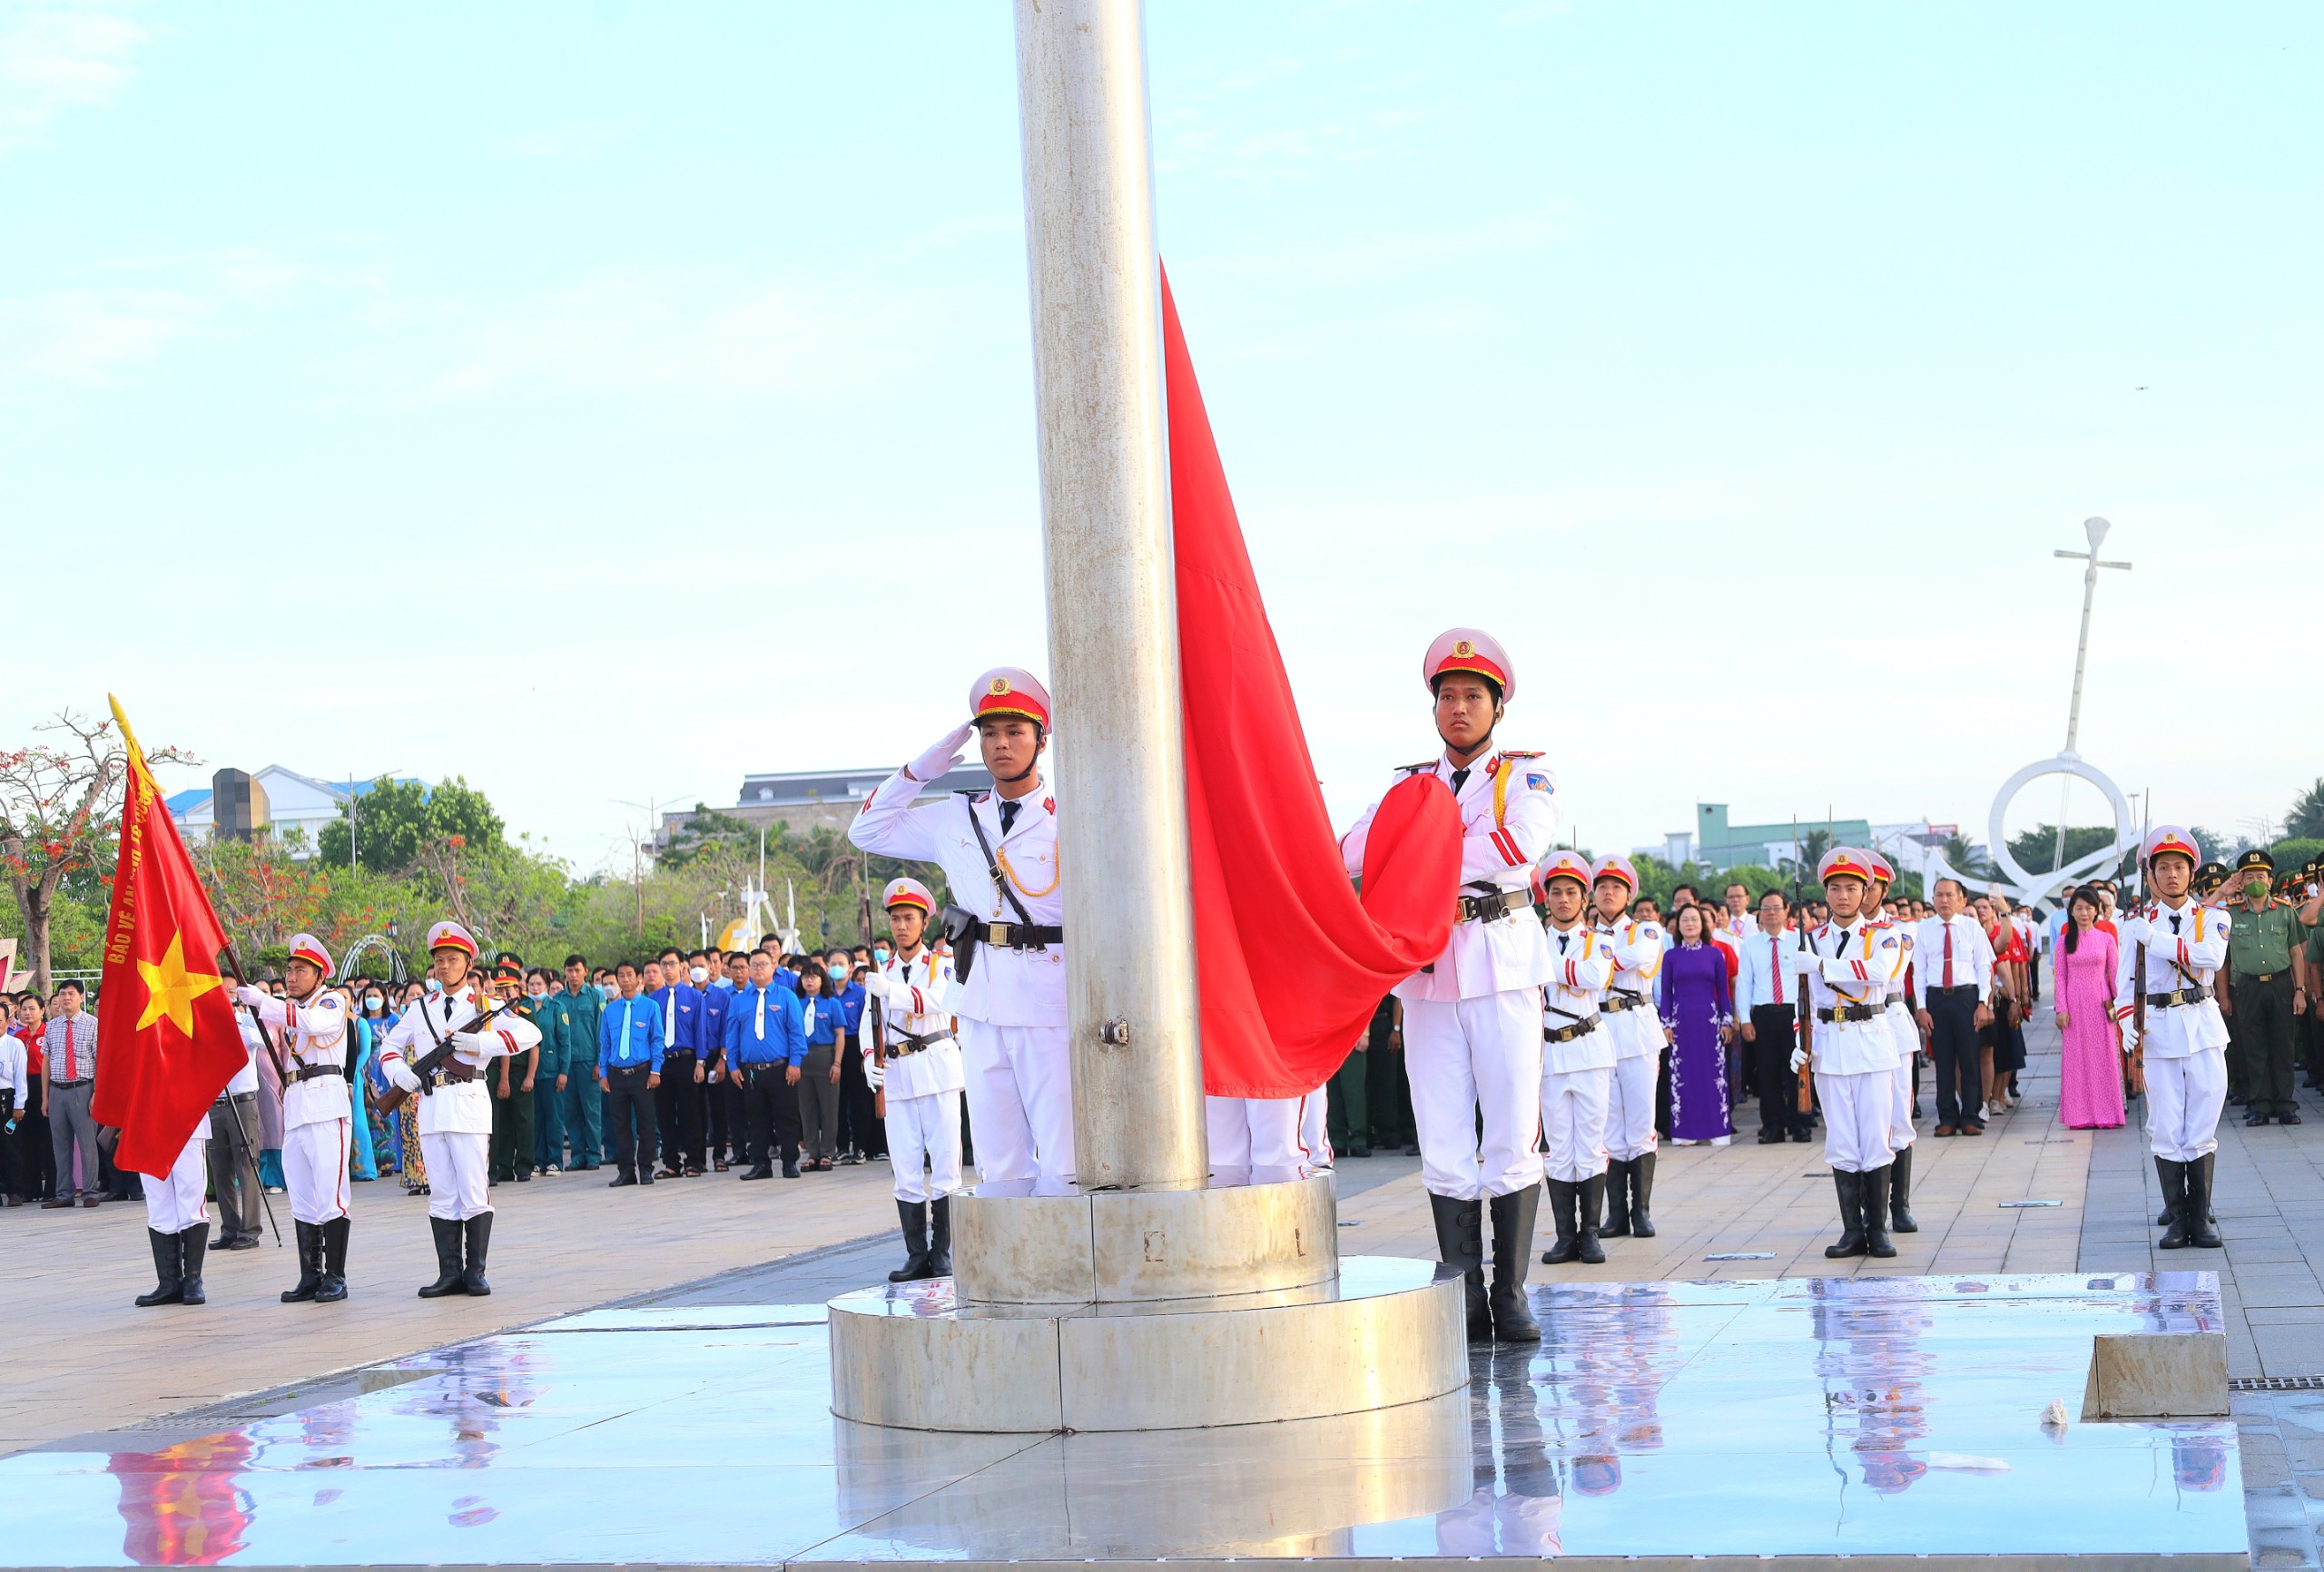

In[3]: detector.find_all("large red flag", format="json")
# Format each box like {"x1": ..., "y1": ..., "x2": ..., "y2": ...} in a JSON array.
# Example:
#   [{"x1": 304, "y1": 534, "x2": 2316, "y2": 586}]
[
  {"x1": 1166, "y1": 270, "x2": 1462, "y2": 1098},
  {"x1": 91, "y1": 697, "x2": 246, "y2": 1176}
]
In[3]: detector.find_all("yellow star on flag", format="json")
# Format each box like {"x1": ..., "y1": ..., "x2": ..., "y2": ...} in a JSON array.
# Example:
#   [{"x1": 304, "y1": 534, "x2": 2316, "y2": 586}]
[{"x1": 136, "y1": 934, "x2": 223, "y2": 1037}]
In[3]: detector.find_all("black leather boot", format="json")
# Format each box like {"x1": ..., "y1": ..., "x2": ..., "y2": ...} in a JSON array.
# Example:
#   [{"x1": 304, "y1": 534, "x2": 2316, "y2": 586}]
[
  {"x1": 1487, "y1": 1188, "x2": 1541, "y2": 1343},
  {"x1": 928, "y1": 1196, "x2": 953, "y2": 1275},
  {"x1": 1600, "y1": 1159, "x2": 1632, "y2": 1237},
  {"x1": 1629, "y1": 1152, "x2": 1657, "y2": 1238},
  {"x1": 1862, "y1": 1166, "x2": 1896, "y2": 1258},
  {"x1": 1540, "y1": 1180, "x2": 1580, "y2": 1264},
  {"x1": 1576, "y1": 1174, "x2": 1608, "y2": 1264},
  {"x1": 461, "y1": 1213, "x2": 494, "y2": 1296},
  {"x1": 316, "y1": 1217, "x2": 350, "y2": 1302},
  {"x1": 1429, "y1": 1192, "x2": 1491, "y2": 1341},
  {"x1": 2201, "y1": 1152, "x2": 2218, "y2": 1223},
  {"x1": 135, "y1": 1227, "x2": 183, "y2": 1307},
  {"x1": 281, "y1": 1221, "x2": 323, "y2": 1302},
  {"x1": 178, "y1": 1224, "x2": 210, "y2": 1305},
  {"x1": 1824, "y1": 1171, "x2": 1867, "y2": 1258},
  {"x1": 890, "y1": 1199, "x2": 932, "y2": 1282},
  {"x1": 1889, "y1": 1145, "x2": 1918, "y2": 1233},
  {"x1": 418, "y1": 1215, "x2": 468, "y2": 1297},
  {"x1": 2182, "y1": 1155, "x2": 2222, "y2": 1248},
  {"x1": 2157, "y1": 1158, "x2": 2191, "y2": 1250}
]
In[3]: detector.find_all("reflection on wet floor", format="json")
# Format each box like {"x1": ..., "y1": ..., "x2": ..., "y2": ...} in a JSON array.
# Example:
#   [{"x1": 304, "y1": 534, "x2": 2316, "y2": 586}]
[{"x1": 0, "y1": 1273, "x2": 2246, "y2": 1567}]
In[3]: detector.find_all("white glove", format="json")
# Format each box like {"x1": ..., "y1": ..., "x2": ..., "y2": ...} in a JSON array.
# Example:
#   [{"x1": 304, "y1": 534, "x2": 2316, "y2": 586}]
[
  {"x1": 235, "y1": 983, "x2": 271, "y2": 1009},
  {"x1": 452, "y1": 1030, "x2": 497, "y2": 1054},
  {"x1": 1788, "y1": 1046, "x2": 1807, "y2": 1073},
  {"x1": 386, "y1": 1058, "x2": 423, "y2": 1094},
  {"x1": 1788, "y1": 948, "x2": 1822, "y2": 972},
  {"x1": 2121, "y1": 1031, "x2": 2139, "y2": 1057},
  {"x1": 863, "y1": 1055, "x2": 885, "y2": 1090},
  {"x1": 859, "y1": 970, "x2": 892, "y2": 1001},
  {"x1": 907, "y1": 722, "x2": 975, "y2": 784}
]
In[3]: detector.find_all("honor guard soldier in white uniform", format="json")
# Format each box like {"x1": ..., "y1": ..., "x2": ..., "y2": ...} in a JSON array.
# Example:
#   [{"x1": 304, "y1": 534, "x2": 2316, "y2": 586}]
[
  {"x1": 1863, "y1": 855, "x2": 1918, "y2": 1236},
  {"x1": 378, "y1": 921, "x2": 540, "y2": 1297},
  {"x1": 851, "y1": 668, "x2": 1071, "y2": 1188},
  {"x1": 1589, "y1": 856, "x2": 1666, "y2": 1239},
  {"x1": 1536, "y1": 850, "x2": 1615, "y2": 1267},
  {"x1": 859, "y1": 877, "x2": 967, "y2": 1282},
  {"x1": 1339, "y1": 628, "x2": 1555, "y2": 1343},
  {"x1": 1788, "y1": 850, "x2": 1906, "y2": 1260},
  {"x1": 133, "y1": 1122, "x2": 212, "y2": 1308},
  {"x1": 235, "y1": 933, "x2": 356, "y2": 1304},
  {"x1": 2114, "y1": 826, "x2": 2230, "y2": 1250}
]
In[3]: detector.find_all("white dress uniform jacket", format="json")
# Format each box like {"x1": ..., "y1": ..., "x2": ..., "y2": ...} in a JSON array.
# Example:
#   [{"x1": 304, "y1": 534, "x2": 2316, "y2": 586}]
[
  {"x1": 1596, "y1": 915, "x2": 1667, "y2": 1061},
  {"x1": 247, "y1": 987, "x2": 352, "y2": 1130},
  {"x1": 851, "y1": 771, "x2": 1064, "y2": 1029},
  {"x1": 1339, "y1": 752, "x2": 1557, "y2": 1001},
  {"x1": 1796, "y1": 919, "x2": 1906, "y2": 1076},
  {"x1": 377, "y1": 986, "x2": 538, "y2": 1136},
  {"x1": 2112, "y1": 899, "x2": 2232, "y2": 1058},
  {"x1": 1542, "y1": 924, "x2": 1616, "y2": 1075},
  {"x1": 865, "y1": 947, "x2": 967, "y2": 1103}
]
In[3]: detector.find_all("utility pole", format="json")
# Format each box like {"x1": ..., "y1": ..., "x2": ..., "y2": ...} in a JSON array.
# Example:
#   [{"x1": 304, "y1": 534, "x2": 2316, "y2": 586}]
[{"x1": 2051, "y1": 517, "x2": 2132, "y2": 874}]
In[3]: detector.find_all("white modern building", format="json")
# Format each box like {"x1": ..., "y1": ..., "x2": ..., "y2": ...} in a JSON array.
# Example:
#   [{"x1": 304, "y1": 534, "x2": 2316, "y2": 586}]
[{"x1": 166, "y1": 767, "x2": 426, "y2": 859}]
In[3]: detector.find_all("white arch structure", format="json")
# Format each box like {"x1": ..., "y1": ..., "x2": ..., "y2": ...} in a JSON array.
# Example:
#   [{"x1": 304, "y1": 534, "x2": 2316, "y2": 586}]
[{"x1": 1924, "y1": 751, "x2": 2138, "y2": 912}]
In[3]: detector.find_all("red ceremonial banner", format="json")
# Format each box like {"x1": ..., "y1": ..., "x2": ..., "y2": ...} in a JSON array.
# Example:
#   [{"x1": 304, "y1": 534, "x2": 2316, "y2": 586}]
[
  {"x1": 1164, "y1": 270, "x2": 1462, "y2": 1098},
  {"x1": 92, "y1": 700, "x2": 247, "y2": 1177}
]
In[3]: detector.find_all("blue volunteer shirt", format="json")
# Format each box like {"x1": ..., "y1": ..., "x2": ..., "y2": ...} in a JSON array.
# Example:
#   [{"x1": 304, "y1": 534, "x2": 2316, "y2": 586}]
[
  {"x1": 801, "y1": 994, "x2": 847, "y2": 1048},
  {"x1": 724, "y1": 983, "x2": 806, "y2": 1067},
  {"x1": 697, "y1": 982, "x2": 735, "y2": 1064},
  {"x1": 598, "y1": 993, "x2": 665, "y2": 1074},
  {"x1": 831, "y1": 979, "x2": 868, "y2": 1035},
  {"x1": 648, "y1": 983, "x2": 704, "y2": 1056}
]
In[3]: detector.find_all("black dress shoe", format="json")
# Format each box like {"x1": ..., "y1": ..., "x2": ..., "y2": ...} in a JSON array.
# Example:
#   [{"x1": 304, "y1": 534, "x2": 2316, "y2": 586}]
[
  {"x1": 782, "y1": 1161, "x2": 802, "y2": 1178},
  {"x1": 2247, "y1": 1112, "x2": 2271, "y2": 1127},
  {"x1": 608, "y1": 1173, "x2": 637, "y2": 1187},
  {"x1": 1757, "y1": 1130, "x2": 1784, "y2": 1145},
  {"x1": 1347, "y1": 1143, "x2": 1372, "y2": 1157},
  {"x1": 740, "y1": 1164, "x2": 773, "y2": 1181},
  {"x1": 2284, "y1": 1111, "x2": 2304, "y2": 1125}
]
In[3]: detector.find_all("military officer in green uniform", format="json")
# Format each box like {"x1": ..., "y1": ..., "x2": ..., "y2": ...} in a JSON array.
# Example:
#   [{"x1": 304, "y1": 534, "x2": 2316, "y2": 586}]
[
  {"x1": 556, "y1": 953, "x2": 606, "y2": 1171},
  {"x1": 2195, "y1": 862, "x2": 2229, "y2": 901},
  {"x1": 2223, "y1": 851, "x2": 2310, "y2": 1126},
  {"x1": 486, "y1": 953, "x2": 543, "y2": 1180},
  {"x1": 528, "y1": 968, "x2": 573, "y2": 1174}
]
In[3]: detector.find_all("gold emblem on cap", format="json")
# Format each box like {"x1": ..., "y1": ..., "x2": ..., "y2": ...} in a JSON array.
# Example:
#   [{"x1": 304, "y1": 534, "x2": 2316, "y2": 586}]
[
  {"x1": 990, "y1": 677, "x2": 1010, "y2": 695},
  {"x1": 1453, "y1": 639, "x2": 1474, "y2": 657}
]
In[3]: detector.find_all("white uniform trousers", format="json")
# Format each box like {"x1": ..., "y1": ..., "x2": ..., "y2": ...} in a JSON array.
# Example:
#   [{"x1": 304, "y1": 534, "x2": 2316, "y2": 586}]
[
  {"x1": 2145, "y1": 1049, "x2": 2228, "y2": 1163},
  {"x1": 1887, "y1": 1048, "x2": 1916, "y2": 1154},
  {"x1": 285, "y1": 1116, "x2": 353, "y2": 1225},
  {"x1": 1817, "y1": 1068, "x2": 1892, "y2": 1174},
  {"x1": 420, "y1": 1130, "x2": 492, "y2": 1221},
  {"x1": 1403, "y1": 989, "x2": 1544, "y2": 1201},
  {"x1": 1206, "y1": 1095, "x2": 1305, "y2": 1174},
  {"x1": 885, "y1": 1089, "x2": 964, "y2": 1204},
  {"x1": 1604, "y1": 1054, "x2": 1661, "y2": 1162},
  {"x1": 1300, "y1": 1086, "x2": 1332, "y2": 1169},
  {"x1": 959, "y1": 1019, "x2": 1075, "y2": 1187},
  {"x1": 143, "y1": 1131, "x2": 209, "y2": 1234},
  {"x1": 1541, "y1": 1065, "x2": 1612, "y2": 1184}
]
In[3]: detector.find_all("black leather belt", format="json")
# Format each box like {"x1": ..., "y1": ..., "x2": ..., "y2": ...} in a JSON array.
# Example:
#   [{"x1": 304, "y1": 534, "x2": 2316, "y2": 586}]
[
  {"x1": 288, "y1": 1064, "x2": 345, "y2": 1085},
  {"x1": 968, "y1": 919, "x2": 1063, "y2": 949},
  {"x1": 1816, "y1": 1004, "x2": 1877, "y2": 1024},
  {"x1": 428, "y1": 1064, "x2": 480, "y2": 1087},
  {"x1": 887, "y1": 1030, "x2": 952, "y2": 1057},
  {"x1": 1543, "y1": 1017, "x2": 1600, "y2": 1045},
  {"x1": 2144, "y1": 987, "x2": 2206, "y2": 1008},
  {"x1": 2235, "y1": 972, "x2": 2284, "y2": 986},
  {"x1": 1456, "y1": 888, "x2": 1530, "y2": 923},
  {"x1": 1929, "y1": 984, "x2": 1980, "y2": 996},
  {"x1": 1601, "y1": 993, "x2": 1647, "y2": 1014}
]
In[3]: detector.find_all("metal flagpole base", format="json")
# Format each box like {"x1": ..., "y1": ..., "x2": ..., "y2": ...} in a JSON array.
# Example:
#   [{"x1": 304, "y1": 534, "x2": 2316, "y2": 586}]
[{"x1": 827, "y1": 1174, "x2": 1468, "y2": 1432}]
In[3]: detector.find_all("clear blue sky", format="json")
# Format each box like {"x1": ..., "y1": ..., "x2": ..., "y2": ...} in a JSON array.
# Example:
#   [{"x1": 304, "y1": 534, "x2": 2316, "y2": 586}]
[{"x1": 5, "y1": 2, "x2": 2317, "y2": 870}]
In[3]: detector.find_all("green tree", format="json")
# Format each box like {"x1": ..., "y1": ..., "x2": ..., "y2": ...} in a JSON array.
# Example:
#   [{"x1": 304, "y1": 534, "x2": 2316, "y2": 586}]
[
  {"x1": 1939, "y1": 830, "x2": 1994, "y2": 881},
  {"x1": 2286, "y1": 780, "x2": 2324, "y2": 842},
  {"x1": 317, "y1": 776, "x2": 504, "y2": 872},
  {"x1": 2270, "y1": 837, "x2": 2324, "y2": 876},
  {"x1": 2007, "y1": 823, "x2": 2119, "y2": 877}
]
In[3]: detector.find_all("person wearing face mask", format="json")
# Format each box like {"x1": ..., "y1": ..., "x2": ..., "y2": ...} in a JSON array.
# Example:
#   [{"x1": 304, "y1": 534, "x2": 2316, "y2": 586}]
[
  {"x1": 825, "y1": 947, "x2": 876, "y2": 1166},
  {"x1": 2115, "y1": 827, "x2": 2231, "y2": 1247},
  {"x1": 557, "y1": 957, "x2": 606, "y2": 1172},
  {"x1": 522, "y1": 968, "x2": 572, "y2": 1175},
  {"x1": 357, "y1": 985, "x2": 400, "y2": 1179},
  {"x1": 235, "y1": 934, "x2": 357, "y2": 1304},
  {"x1": 2221, "y1": 849, "x2": 2308, "y2": 1127}
]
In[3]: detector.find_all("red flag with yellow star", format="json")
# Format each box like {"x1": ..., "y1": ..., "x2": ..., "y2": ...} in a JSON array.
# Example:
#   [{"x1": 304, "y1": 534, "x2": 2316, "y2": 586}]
[{"x1": 91, "y1": 698, "x2": 244, "y2": 1177}]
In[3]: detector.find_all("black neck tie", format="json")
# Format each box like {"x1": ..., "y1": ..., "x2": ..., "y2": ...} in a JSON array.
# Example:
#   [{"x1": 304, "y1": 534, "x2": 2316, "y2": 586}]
[
  {"x1": 999, "y1": 800, "x2": 1019, "y2": 837},
  {"x1": 2171, "y1": 912, "x2": 2181, "y2": 935},
  {"x1": 1450, "y1": 766, "x2": 1471, "y2": 795}
]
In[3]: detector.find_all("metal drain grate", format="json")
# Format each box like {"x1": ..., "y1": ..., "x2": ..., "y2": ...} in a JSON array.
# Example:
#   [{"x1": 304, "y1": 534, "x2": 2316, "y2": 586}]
[{"x1": 2230, "y1": 1375, "x2": 2324, "y2": 1392}]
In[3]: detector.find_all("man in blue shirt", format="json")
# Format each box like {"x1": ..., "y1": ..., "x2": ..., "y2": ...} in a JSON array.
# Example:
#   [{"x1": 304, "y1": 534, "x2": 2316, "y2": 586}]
[
  {"x1": 698, "y1": 950, "x2": 743, "y2": 1171},
  {"x1": 647, "y1": 951, "x2": 706, "y2": 1177},
  {"x1": 823, "y1": 947, "x2": 878, "y2": 1165},
  {"x1": 596, "y1": 962, "x2": 665, "y2": 1188},
  {"x1": 726, "y1": 949, "x2": 807, "y2": 1180}
]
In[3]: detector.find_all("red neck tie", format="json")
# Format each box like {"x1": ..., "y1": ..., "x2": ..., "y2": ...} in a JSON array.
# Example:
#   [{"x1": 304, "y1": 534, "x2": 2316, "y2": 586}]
[
  {"x1": 65, "y1": 1021, "x2": 76, "y2": 1081},
  {"x1": 1771, "y1": 936, "x2": 1784, "y2": 1006},
  {"x1": 1942, "y1": 922, "x2": 1955, "y2": 989}
]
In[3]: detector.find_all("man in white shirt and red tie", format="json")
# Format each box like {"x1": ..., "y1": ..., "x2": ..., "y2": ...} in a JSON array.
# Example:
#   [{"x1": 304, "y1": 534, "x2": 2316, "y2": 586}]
[
  {"x1": 41, "y1": 981, "x2": 102, "y2": 1208},
  {"x1": 1735, "y1": 889, "x2": 1808, "y2": 1144},
  {"x1": 1912, "y1": 878, "x2": 1995, "y2": 1136},
  {"x1": 1340, "y1": 629, "x2": 1555, "y2": 1344}
]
